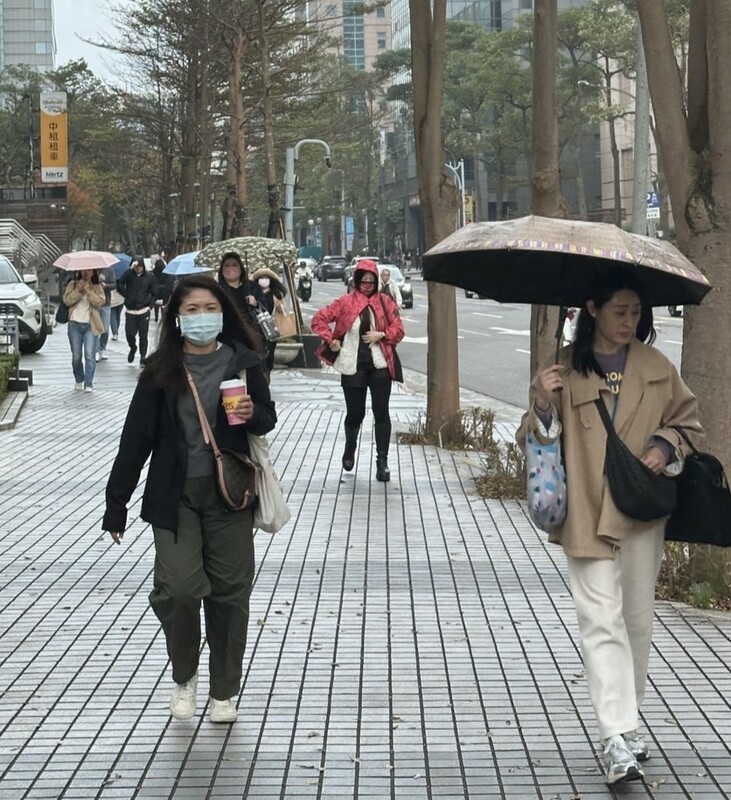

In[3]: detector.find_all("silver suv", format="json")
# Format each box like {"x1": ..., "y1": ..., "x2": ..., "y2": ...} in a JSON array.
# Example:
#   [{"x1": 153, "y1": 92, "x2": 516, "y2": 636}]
[{"x1": 0, "y1": 255, "x2": 47, "y2": 353}]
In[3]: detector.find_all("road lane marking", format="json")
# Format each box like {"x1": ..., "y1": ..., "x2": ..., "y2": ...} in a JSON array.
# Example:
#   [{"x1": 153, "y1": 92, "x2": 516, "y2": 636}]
[
  {"x1": 472, "y1": 312, "x2": 503, "y2": 318},
  {"x1": 665, "y1": 340, "x2": 682, "y2": 345},
  {"x1": 516, "y1": 349, "x2": 531, "y2": 354},
  {"x1": 459, "y1": 329, "x2": 492, "y2": 337},
  {"x1": 403, "y1": 335, "x2": 429, "y2": 344},
  {"x1": 489, "y1": 327, "x2": 530, "y2": 336}
]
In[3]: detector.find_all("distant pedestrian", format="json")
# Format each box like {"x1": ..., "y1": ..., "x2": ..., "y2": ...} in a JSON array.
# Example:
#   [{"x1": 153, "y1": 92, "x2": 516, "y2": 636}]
[
  {"x1": 63, "y1": 269, "x2": 105, "y2": 392},
  {"x1": 217, "y1": 251, "x2": 260, "y2": 325},
  {"x1": 95, "y1": 265, "x2": 116, "y2": 362},
  {"x1": 103, "y1": 274, "x2": 276, "y2": 724},
  {"x1": 117, "y1": 256, "x2": 156, "y2": 365},
  {"x1": 251, "y1": 267, "x2": 286, "y2": 381},
  {"x1": 311, "y1": 259, "x2": 404, "y2": 482},
  {"x1": 109, "y1": 284, "x2": 125, "y2": 341},
  {"x1": 516, "y1": 269, "x2": 703, "y2": 785},
  {"x1": 379, "y1": 268, "x2": 402, "y2": 308},
  {"x1": 152, "y1": 250, "x2": 173, "y2": 322}
]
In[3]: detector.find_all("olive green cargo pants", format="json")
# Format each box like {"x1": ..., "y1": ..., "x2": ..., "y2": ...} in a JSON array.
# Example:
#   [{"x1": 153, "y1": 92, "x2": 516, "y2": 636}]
[{"x1": 150, "y1": 476, "x2": 255, "y2": 701}]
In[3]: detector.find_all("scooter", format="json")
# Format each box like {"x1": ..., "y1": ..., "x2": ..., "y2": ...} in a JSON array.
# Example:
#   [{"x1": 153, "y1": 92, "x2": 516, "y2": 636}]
[{"x1": 297, "y1": 273, "x2": 312, "y2": 302}]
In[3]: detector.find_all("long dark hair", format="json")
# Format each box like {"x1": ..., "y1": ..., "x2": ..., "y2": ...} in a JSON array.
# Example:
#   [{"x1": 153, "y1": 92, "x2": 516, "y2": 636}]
[
  {"x1": 143, "y1": 274, "x2": 262, "y2": 393},
  {"x1": 572, "y1": 268, "x2": 656, "y2": 378},
  {"x1": 74, "y1": 270, "x2": 100, "y2": 284}
]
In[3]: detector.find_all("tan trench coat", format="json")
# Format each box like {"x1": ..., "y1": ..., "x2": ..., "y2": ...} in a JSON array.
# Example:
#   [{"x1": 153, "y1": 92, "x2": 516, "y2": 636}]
[
  {"x1": 516, "y1": 338, "x2": 703, "y2": 559},
  {"x1": 63, "y1": 281, "x2": 105, "y2": 337}
]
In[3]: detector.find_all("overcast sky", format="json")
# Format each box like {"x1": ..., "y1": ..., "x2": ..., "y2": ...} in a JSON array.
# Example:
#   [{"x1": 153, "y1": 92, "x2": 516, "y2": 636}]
[{"x1": 54, "y1": 0, "x2": 121, "y2": 81}]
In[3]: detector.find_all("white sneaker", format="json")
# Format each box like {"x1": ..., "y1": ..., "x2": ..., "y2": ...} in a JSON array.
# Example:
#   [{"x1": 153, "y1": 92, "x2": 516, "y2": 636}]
[
  {"x1": 74, "y1": 383, "x2": 83, "y2": 391},
  {"x1": 623, "y1": 731, "x2": 650, "y2": 761},
  {"x1": 111, "y1": 335, "x2": 118, "y2": 341},
  {"x1": 83, "y1": 386, "x2": 93, "y2": 393},
  {"x1": 100, "y1": 351, "x2": 109, "y2": 360},
  {"x1": 209, "y1": 697, "x2": 237, "y2": 723},
  {"x1": 95, "y1": 351, "x2": 100, "y2": 362},
  {"x1": 170, "y1": 674, "x2": 197, "y2": 720},
  {"x1": 602, "y1": 734, "x2": 644, "y2": 785}
]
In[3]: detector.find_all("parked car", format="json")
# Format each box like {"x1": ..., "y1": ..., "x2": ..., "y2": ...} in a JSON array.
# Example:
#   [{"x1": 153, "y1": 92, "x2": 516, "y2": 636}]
[
  {"x1": 0, "y1": 255, "x2": 47, "y2": 354},
  {"x1": 318, "y1": 255, "x2": 348, "y2": 282},
  {"x1": 346, "y1": 264, "x2": 413, "y2": 309}
]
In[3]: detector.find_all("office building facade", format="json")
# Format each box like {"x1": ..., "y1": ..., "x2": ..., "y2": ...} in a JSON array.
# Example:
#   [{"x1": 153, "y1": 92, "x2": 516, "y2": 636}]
[{"x1": 0, "y1": 0, "x2": 55, "y2": 71}]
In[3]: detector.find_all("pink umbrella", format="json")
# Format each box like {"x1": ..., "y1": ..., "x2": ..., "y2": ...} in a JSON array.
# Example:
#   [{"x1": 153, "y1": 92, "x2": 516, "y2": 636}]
[{"x1": 53, "y1": 251, "x2": 121, "y2": 271}]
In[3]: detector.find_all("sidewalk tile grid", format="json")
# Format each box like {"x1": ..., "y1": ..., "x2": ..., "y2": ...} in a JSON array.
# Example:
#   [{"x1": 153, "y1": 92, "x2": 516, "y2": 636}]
[{"x1": 0, "y1": 327, "x2": 728, "y2": 798}]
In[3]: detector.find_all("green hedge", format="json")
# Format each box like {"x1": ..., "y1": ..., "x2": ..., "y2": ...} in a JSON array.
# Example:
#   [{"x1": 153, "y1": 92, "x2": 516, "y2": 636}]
[{"x1": 0, "y1": 353, "x2": 20, "y2": 405}]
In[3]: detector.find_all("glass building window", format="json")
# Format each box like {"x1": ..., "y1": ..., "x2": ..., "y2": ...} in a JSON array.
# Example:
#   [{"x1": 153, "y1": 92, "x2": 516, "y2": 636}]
[{"x1": 377, "y1": 31, "x2": 386, "y2": 49}]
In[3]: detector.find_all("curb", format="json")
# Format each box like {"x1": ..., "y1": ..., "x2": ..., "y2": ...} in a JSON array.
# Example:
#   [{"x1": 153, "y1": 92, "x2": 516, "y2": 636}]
[{"x1": 0, "y1": 391, "x2": 27, "y2": 431}]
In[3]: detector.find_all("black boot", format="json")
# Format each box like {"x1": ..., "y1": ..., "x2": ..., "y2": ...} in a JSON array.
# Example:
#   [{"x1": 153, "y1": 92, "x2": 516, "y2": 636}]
[
  {"x1": 342, "y1": 424, "x2": 359, "y2": 471},
  {"x1": 375, "y1": 422, "x2": 391, "y2": 482}
]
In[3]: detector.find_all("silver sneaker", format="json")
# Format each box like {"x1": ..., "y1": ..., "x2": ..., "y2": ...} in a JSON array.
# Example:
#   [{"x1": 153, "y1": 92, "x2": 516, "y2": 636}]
[
  {"x1": 170, "y1": 674, "x2": 197, "y2": 720},
  {"x1": 602, "y1": 734, "x2": 644, "y2": 785},
  {"x1": 209, "y1": 697, "x2": 237, "y2": 724},
  {"x1": 623, "y1": 731, "x2": 650, "y2": 761}
]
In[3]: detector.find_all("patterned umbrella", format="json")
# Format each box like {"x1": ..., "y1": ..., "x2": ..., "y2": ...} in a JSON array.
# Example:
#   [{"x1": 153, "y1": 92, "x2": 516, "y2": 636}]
[
  {"x1": 195, "y1": 237, "x2": 297, "y2": 272},
  {"x1": 423, "y1": 215, "x2": 712, "y2": 307}
]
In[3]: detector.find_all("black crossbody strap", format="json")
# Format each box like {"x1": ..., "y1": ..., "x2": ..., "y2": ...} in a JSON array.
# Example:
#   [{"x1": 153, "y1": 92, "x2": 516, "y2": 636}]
[{"x1": 594, "y1": 398, "x2": 614, "y2": 434}]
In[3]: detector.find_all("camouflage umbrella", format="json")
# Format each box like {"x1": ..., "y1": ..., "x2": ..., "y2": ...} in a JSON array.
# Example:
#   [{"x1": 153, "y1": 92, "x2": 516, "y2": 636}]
[{"x1": 195, "y1": 237, "x2": 297, "y2": 272}]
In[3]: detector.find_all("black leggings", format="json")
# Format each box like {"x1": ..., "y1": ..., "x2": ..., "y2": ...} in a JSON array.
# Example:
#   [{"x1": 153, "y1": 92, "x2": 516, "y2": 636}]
[{"x1": 342, "y1": 369, "x2": 392, "y2": 428}]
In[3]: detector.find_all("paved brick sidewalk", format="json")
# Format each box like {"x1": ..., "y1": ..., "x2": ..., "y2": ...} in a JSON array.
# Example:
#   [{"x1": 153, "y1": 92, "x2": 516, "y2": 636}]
[{"x1": 0, "y1": 324, "x2": 729, "y2": 799}]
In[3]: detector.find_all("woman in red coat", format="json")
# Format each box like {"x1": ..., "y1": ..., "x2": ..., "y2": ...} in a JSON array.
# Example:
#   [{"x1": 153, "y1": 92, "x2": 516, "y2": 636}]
[{"x1": 311, "y1": 260, "x2": 405, "y2": 481}]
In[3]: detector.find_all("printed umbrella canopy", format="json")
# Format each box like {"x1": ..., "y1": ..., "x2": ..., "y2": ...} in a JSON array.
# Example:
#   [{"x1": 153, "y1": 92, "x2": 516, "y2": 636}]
[
  {"x1": 195, "y1": 237, "x2": 297, "y2": 272},
  {"x1": 163, "y1": 251, "x2": 213, "y2": 276},
  {"x1": 422, "y1": 215, "x2": 712, "y2": 307},
  {"x1": 53, "y1": 251, "x2": 121, "y2": 272}
]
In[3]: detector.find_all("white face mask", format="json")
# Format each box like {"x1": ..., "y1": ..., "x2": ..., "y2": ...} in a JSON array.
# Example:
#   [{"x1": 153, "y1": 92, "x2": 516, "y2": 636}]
[
  {"x1": 178, "y1": 312, "x2": 223, "y2": 346},
  {"x1": 258, "y1": 277, "x2": 271, "y2": 288}
]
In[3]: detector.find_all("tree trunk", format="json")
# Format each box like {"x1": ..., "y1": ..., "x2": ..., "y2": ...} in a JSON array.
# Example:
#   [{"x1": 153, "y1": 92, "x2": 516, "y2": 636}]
[
  {"x1": 530, "y1": 0, "x2": 563, "y2": 377},
  {"x1": 225, "y1": 31, "x2": 250, "y2": 239},
  {"x1": 410, "y1": 0, "x2": 461, "y2": 438},
  {"x1": 256, "y1": 0, "x2": 282, "y2": 239},
  {"x1": 181, "y1": 56, "x2": 199, "y2": 250},
  {"x1": 639, "y1": 0, "x2": 731, "y2": 590}
]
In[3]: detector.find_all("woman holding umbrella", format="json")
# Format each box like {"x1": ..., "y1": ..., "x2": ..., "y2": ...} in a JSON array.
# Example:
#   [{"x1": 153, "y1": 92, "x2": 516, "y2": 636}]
[
  {"x1": 103, "y1": 274, "x2": 276, "y2": 724},
  {"x1": 517, "y1": 269, "x2": 702, "y2": 785},
  {"x1": 63, "y1": 269, "x2": 105, "y2": 391}
]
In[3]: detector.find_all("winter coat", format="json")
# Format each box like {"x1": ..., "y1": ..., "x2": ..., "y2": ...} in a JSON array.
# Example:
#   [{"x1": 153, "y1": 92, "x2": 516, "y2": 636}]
[
  {"x1": 117, "y1": 269, "x2": 157, "y2": 311},
  {"x1": 311, "y1": 261, "x2": 404, "y2": 380},
  {"x1": 102, "y1": 341, "x2": 276, "y2": 535},
  {"x1": 63, "y1": 280, "x2": 105, "y2": 336},
  {"x1": 516, "y1": 337, "x2": 703, "y2": 558},
  {"x1": 153, "y1": 260, "x2": 173, "y2": 304}
]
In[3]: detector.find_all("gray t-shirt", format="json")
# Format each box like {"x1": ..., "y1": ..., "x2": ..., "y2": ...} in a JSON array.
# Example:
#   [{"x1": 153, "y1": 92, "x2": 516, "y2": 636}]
[{"x1": 178, "y1": 344, "x2": 234, "y2": 477}]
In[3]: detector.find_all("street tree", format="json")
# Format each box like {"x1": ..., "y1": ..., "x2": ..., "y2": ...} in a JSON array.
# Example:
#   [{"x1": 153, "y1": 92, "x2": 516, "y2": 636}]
[
  {"x1": 410, "y1": 0, "x2": 461, "y2": 437},
  {"x1": 637, "y1": 0, "x2": 731, "y2": 589},
  {"x1": 530, "y1": 0, "x2": 564, "y2": 377}
]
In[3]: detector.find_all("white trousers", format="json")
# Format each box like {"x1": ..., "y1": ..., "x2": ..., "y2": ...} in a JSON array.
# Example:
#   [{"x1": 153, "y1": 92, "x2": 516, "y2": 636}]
[{"x1": 565, "y1": 523, "x2": 665, "y2": 742}]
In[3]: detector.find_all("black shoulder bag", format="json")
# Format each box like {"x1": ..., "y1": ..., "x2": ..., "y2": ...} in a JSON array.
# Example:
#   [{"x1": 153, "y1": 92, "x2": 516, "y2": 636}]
[
  {"x1": 594, "y1": 398, "x2": 677, "y2": 521},
  {"x1": 665, "y1": 427, "x2": 731, "y2": 547}
]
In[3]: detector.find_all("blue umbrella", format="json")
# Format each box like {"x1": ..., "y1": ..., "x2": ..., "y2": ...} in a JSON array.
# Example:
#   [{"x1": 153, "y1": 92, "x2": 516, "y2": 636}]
[
  {"x1": 163, "y1": 251, "x2": 212, "y2": 275},
  {"x1": 111, "y1": 253, "x2": 132, "y2": 279}
]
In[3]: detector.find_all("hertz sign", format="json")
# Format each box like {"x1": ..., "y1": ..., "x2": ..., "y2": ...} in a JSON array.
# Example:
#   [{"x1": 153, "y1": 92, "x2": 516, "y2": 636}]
[{"x1": 39, "y1": 92, "x2": 68, "y2": 184}]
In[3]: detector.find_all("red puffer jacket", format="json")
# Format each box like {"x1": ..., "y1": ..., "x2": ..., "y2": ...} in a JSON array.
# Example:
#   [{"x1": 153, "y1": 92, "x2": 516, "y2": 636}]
[{"x1": 311, "y1": 260, "x2": 405, "y2": 380}]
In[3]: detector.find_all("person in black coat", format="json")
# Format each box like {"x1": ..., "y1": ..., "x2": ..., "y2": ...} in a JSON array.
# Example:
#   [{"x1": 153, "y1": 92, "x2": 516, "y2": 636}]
[
  {"x1": 103, "y1": 274, "x2": 274, "y2": 725},
  {"x1": 152, "y1": 250, "x2": 173, "y2": 322},
  {"x1": 117, "y1": 256, "x2": 157, "y2": 364}
]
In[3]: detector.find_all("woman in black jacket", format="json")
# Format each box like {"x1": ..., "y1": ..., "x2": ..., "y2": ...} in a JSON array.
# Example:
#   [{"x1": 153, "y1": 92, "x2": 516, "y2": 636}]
[{"x1": 103, "y1": 274, "x2": 275, "y2": 725}]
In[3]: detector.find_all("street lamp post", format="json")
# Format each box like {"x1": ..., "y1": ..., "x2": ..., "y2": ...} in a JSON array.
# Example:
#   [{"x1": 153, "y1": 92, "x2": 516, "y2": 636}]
[
  {"x1": 283, "y1": 139, "x2": 332, "y2": 242},
  {"x1": 445, "y1": 160, "x2": 466, "y2": 228}
]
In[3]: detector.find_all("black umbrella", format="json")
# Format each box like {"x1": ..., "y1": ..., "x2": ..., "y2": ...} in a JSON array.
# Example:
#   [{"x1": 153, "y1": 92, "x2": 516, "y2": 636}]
[{"x1": 422, "y1": 215, "x2": 711, "y2": 307}]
